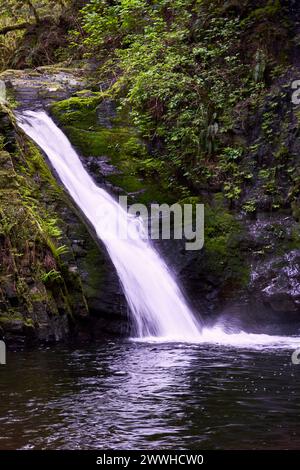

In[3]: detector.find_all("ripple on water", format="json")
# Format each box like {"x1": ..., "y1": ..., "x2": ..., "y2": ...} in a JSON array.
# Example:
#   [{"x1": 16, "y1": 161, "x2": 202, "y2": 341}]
[{"x1": 0, "y1": 339, "x2": 300, "y2": 450}]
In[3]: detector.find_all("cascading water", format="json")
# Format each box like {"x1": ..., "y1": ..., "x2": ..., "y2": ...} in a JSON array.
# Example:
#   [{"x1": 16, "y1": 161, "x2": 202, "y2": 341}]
[
  {"x1": 16, "y1": 110, "x2": 300, "y2": 349},
  {"x1": 17, "y1": 110, "x2": 202, "y2": 341}
]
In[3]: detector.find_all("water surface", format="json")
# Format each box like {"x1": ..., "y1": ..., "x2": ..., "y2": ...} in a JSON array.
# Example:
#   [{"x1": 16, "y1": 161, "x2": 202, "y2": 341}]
[{"x1": 1, "y1": 340, "x2": 299, "y2": 450}]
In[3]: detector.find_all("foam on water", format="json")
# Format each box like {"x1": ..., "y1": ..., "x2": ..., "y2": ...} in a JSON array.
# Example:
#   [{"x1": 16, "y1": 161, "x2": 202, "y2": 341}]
[{"x1": 134, "y1": 326, "x2": 300, "y2": 350}]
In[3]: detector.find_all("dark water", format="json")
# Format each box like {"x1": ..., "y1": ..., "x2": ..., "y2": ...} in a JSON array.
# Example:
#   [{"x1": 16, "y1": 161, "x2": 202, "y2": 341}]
[{"x1": 0, "y1": 340, "x2": 299, "y2": 450}]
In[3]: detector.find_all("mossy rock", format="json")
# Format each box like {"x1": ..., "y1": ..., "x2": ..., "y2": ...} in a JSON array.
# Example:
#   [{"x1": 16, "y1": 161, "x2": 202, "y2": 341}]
[
  {"x1": 51, "y1": 94, "x2": 177, "y2": 205},
  {"x1": 0, "y1": 103, "x2": 90, "y2": 345},
  {"x1": 202, "y1": 195, "x2": 250, "y2": 289}
]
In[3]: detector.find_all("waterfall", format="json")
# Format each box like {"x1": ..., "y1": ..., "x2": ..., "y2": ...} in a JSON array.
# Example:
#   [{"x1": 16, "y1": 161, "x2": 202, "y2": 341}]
[{"x1": 17, "y1": 110, "x2": 202, "y2": 341}]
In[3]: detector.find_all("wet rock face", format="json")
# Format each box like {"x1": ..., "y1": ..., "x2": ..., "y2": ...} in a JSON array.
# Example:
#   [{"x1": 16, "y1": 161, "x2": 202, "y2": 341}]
[
  {"x1": 0, "y1": 70, "x2": 130, "y2": 347},
  {"x1": 159, "y1": 208, "x2": 300, "y2": 334},
  {"x1": 60, "y1": 206, "x2": 128, "y2": 337},
  {"x1": 1, "y1": 68, "x2": 87, "y2": 110},
  {"x1": 252, "y1": 249, "x2": 300, "y2": 314},
  {"x1": 0, "y1": 105, "x2": 91, "y2": 349},
  {"x1": 212, "y1": 212, "x2": 300, "y2": 333},
  {"x1": 84, "y1": 156, "x2": 121, "y2": 187},
  {"x1": 96, "y1": 99, "x2": 117, "y2": 128}
]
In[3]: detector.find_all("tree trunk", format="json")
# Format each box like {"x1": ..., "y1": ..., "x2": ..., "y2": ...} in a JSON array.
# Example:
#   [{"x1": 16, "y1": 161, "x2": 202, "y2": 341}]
[{"x1": 26, "y1": 0, "x2": 40, "y2": 23}]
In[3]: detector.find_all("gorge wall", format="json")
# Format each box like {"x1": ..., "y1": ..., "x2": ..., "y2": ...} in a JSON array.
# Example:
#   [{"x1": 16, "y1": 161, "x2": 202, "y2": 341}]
[{"x1": 1, "y1": 0, "x2": 300, "y2": 346}]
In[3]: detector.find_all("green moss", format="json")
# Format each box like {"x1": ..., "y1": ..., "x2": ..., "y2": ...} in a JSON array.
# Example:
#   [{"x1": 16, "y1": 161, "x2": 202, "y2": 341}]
[
  {"x1": 286, "y1": 226, "x2": 300, "y2": 251},
  {"x1": 203, "y1": 195, "x2": 250, "y2": 288},
  {"x1": 80, "y1": 244, "x2": 105, "y2": 301},
  {"x1": 24, "y1": 318, "x2": 35, "y2": 328},
  {"x1": 274, "y1": 144, "x2": 289, "y2": 161},
  {"x1": 0, "y1": 314, "x2": 23, "y2": 324},
  {"x1": 0, "y1": 103, "x2": 89, "y2": 334},
  {"x1": 62, "y1": 126, "x2": 128, "y2": 156},
  {"x1": 247, "y1": 0, "x2": 281, "y2": 21},
  {"x1": 51, "y1": 94, "x2": 102, "y2": 128},
  {"x1": 51, "y1": 95, "x2": 176, "y2": 204}
]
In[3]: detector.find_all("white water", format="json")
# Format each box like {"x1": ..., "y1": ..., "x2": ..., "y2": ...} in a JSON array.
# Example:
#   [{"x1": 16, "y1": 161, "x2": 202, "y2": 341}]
[
  {"x1": 17, "y1": 110, "x2": 202, "y2": 341},
  {"x1": 17, "y1": 110, "x2": 300, "y2": 350},
  {"x1": 136, "y1": 326, "x2": 300, "y2": 350}
]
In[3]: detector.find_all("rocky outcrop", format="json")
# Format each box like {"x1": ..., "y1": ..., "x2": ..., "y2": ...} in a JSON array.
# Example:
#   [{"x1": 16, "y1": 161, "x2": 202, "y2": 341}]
[
  {"x1": 0, "y1": 104, "x2": 88, "y2": 347},
  {"x1": 1, "y1": 67, "x2": 87, "y2": 109},
  {"x1": 0, "y1": 75, "x2": 128, "y2": 348}
]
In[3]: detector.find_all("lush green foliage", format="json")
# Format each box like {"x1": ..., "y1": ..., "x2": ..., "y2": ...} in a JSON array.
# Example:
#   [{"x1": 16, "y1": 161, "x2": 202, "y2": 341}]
[
  {"x1": 78, "y1": 1, "x2": 262, "y2": 190},
  {"x1": 74, "y1": 0, "x2": 293, "y2": 209},
  {"x1": 84, "y1": 0, "x2": 246, "y2": 161}
]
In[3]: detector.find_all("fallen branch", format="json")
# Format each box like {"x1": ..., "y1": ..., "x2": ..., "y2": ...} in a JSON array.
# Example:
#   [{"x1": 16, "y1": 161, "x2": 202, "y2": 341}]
[{"x1": 0, "y1": 22, "x2": 31, "y2": 35}]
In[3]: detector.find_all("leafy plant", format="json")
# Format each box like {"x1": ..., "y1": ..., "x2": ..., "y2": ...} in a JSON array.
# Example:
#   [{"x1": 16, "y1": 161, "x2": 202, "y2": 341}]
[
  {"x1": 242, "y1": 200, "x2": 257, "y2": 214},
  {"x1": 41, "y1": 269, "x2": 62, "y2": 284},
  {"x1": 55, "y1": 245, "x2": 69, "y2": 257}
]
